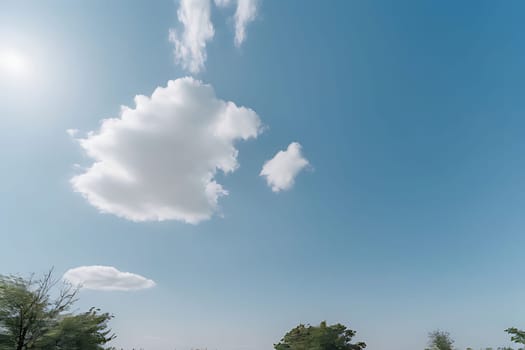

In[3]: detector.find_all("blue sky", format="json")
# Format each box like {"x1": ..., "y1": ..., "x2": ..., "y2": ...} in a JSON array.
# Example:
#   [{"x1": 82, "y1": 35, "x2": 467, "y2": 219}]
[{"x1": 2, "y1": 1, "x2": 525, "y2": 349}]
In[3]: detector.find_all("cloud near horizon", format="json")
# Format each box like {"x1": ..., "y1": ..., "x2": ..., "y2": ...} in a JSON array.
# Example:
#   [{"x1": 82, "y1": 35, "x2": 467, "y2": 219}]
[
  {"x1": 70, "y1": 77, "x2": 262, "y2": 223},
  {"x1": 63, "y1": 266, "x2": 156, "y2": 291},
  {"x1": 260, "y1": 142, "x2": 309, "y2": 192}
]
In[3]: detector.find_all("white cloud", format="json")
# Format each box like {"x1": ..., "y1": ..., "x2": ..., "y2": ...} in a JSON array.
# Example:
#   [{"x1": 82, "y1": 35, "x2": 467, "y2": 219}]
[
  {"x1": 71, "y1": 77, "x2": 262, "y2": 223},
  {"x1": 215, "y1": 0, "x2": 259, "y2": 47},
  {"x1": 214, "y1": 0, "x2": 232, "y2": 6},
  {"x1": 63, "y1": 266, "x2": 156, "y2": 291},
  {"x1": 169, "y1": 0, "x2": 214, "y2": 74},
  {"x1": 260, "y1": 142, "x2": 309, "y2": 192},
  {"x1": 169, "y1": 0, "x2": 259, "y2": 72},
  {"x1": 233, "y1": 0, "x2": 258, "y2": 47},
  {"x1": 66, "y1": 128, "x2": 79, "y2": 137}
]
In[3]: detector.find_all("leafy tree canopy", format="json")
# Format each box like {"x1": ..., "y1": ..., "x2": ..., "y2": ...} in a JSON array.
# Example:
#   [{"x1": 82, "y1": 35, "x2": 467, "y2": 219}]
[
  {"x1": 506, "y1": 328, "x2": 525, "y2": 346},
  {"x1": 426, "y1": 330, "x2": 454, "y2": 350},
  {"x1": 274, "y1": 321, "x2": 366, "y2": 350},
  {"x1": 0, "y1": 270, "x2": 115, "y2": 350}
]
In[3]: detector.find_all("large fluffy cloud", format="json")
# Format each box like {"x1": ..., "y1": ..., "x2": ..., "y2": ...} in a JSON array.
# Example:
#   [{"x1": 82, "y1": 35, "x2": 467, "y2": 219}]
[
  {"x1": 169, "y1": 0, "x2": 214, "y2": 74},
  {"x1": 260, "y1": 142, "x2": 309, "y2": 192},
  {"x1": 216, "y1": 0, "x2": 259, "y2": 47},
  {"x1": 71, "y1": 77, "x2": 262, "y2": 223},
  {"x1": 63, "y1": 266, "x2": 156, "y2": 291}
]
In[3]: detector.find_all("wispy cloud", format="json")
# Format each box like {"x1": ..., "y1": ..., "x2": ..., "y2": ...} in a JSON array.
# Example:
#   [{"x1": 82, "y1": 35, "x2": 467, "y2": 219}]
[
  {"x1": 233, "y1": 0, "x2": 259, "y2": 47},
  {"x1": 170, "y1": 0, "x2": 259, "y2": 72},
  {"x1": 66, "y1": 128, "x2": 79, "y2": 137},
  {"x1": 215, "y1": 0, "x2": 259, "y2": 47},
  {"x1": 169, "y1": 0, "x2": 214, "y2": 74}
]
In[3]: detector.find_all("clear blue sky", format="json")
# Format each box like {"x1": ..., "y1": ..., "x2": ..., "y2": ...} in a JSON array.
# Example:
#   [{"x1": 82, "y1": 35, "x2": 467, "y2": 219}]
[{"x1": 2, "y1": 1, "x2": 525, "y2": 349}]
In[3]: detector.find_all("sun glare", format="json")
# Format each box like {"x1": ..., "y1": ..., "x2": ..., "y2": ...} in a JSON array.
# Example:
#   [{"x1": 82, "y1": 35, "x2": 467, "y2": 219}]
[{"x1": 0, "y1": 49, "x2": 30, "y2": 78}]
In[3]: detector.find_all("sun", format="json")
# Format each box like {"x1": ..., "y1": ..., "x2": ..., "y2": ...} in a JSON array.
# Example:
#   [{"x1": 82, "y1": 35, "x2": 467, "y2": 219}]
[{"x1": 0, "y1": 49, "x2": 30, "y2": 78}]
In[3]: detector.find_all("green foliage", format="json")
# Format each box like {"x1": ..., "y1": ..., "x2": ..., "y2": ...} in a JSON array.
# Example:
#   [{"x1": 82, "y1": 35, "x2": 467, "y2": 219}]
[
  {"x1": 426, "y1": 330, "x2": 454, "y2": 350},
  {"x1": 506, "y1": 328, "x2": 525, "y2": 345},
  {"x1": 0, "y1": 271, "x2": 114, "y2": 350},
  {"x1": 274, "y1": 321, "x2": 366, "y2": 350},
  {"x1": 0, "y1": 272, "x2": 75, "y2": 350},
  {"x1": 35, "y1": 308, "x2": 115, "y2": 350}
]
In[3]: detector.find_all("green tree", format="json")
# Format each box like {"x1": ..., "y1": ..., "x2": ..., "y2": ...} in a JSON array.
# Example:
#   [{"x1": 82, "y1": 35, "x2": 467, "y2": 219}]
[
  {"x1": 36, "y1": 308, "x2": 115, "y2": 350},
  {"x1": 0, "y1": 270, "x2": 78, "y2": 350},
  {"x1": 274, "y1": 321, "x2": 366, "y2": 350},
  {"x1": 506, "y1": 328, "x2": 525, "y2": 346},
  {"x1": 0, "y1": 270, "x2": 115, "y2": 350},
  {"x1": 426, "y1": 330, "x2": 454, "y2": 350}
]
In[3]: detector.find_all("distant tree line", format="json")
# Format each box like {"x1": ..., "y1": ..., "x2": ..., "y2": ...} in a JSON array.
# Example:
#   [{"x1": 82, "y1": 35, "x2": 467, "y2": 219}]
[
  {"x1": 2, "y1": 270, "x2": 524, "y2": 350},
  {"x1": 273, "y1": 322, "x2": 525, "y2": 350},
  {"x1": 424, "y1": 328, "x2": 525, "y2": 350}
]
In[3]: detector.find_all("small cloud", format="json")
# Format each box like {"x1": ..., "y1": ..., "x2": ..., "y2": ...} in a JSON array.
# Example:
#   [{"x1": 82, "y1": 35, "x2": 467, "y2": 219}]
[
  {"x1": 63, "y1": 266, "x2": 156, "y2": 291},
  {"x1": 169, "y1": 0, "x2": 214, "y2": 74},
  {"x1": 260, "y1": 142, "x2": 309, "y2": 192},
  {"x1": 66, "y1": 128, "x2": 79, "y2": 137}
]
